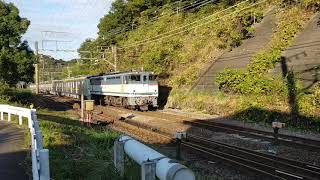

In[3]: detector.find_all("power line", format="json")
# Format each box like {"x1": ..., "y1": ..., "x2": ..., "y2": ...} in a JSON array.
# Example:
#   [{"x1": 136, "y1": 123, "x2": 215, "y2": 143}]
[
  {"x1": 106, "y1": 0, "x2": 210, "y2": 35},
  {"x1": 107, "y1": 0, "x2": 216, "y2": 36},
  {"x1": 119, "y1": 0, "x2": 255, "y2": 49}
]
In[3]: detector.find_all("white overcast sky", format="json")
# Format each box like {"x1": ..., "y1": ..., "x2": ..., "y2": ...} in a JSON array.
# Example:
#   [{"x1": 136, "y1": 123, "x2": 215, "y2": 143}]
[{"x1": 5, "y1": 0, "x2": 114, "y2": 60}]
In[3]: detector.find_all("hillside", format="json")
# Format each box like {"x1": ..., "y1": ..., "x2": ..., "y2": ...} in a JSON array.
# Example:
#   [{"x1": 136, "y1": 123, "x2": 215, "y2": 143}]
[
  {"x1": 73, "y1": 0, "x2": 320, "y2": 130},
  {"x1": 192, "y1": 8, "x2": 276, "y2": 92},
  {"x1": 38, "y1": 55, "x2": 74, "y2": 81}
]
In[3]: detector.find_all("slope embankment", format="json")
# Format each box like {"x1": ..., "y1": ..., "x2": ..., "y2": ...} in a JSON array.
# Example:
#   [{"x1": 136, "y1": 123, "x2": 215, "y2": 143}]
[
  {"x1": 272, "y1": 13, "x2": 320, "y2": 88},
  {"x1": 192, "y1": 9, "x2": 276, "y2": 93}
]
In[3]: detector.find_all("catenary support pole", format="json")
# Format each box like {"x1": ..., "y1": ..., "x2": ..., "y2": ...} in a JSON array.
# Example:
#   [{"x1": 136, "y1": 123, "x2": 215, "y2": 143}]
[
  {"x1": 34, "y1": 41, "x2": 39, "y2": 95},
  {"x1": 112, "y1": 45, "x2": 117, "y2": 72},
  {"x1": 81, "y1": 93, "x2": 84, "y2": 123}
]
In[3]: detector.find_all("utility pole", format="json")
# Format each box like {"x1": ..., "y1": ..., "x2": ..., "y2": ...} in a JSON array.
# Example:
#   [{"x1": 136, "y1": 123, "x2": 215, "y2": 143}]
[
  {"x1": 34, "y1": 41, "x2": 39, "y2": 94},
  {"x1": 176, "y1": 1, "x2": 181, "y2": 14},
  {"x1": 112, "y1": 45, "x2": 118, "y2": 72},
  {"x1": 67, "y1": 65, "x2": 71, "y2": 78},
  {"x1": 40, "y1": 54, "x2": 44, "y2": 82}
]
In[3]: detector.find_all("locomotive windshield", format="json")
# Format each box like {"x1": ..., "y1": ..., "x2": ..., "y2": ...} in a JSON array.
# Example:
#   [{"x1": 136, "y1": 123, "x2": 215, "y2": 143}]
[
  {"x1": 130, "y1": 75, "x2": 141, "y2": 81},
  {"x1": 149, "y1": 75, "x2": 157, "y2": 81}
]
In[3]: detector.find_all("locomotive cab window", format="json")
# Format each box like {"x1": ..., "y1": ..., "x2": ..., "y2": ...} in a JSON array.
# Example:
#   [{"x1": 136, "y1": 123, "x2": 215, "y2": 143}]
[
  {"x1": 149, "y1": 75, "x2": 157, "y2": 81},
  {"x1": 130, "y1": 75, "x2": 141, "y2": 81},
  {"x1": 90, "y1": 78, "x2": 103, "y2": 85}
]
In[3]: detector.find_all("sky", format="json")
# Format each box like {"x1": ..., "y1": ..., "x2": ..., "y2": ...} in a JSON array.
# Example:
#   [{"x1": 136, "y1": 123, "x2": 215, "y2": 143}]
[{"x1": 5, "y1": 0, "x2": 114, "y2": 60}]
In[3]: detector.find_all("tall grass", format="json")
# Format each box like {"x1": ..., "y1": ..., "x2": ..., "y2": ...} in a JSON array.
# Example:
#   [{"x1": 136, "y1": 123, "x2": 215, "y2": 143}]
[{"x1": 37, "y1": 110, "x2": 140, "y2": 180}]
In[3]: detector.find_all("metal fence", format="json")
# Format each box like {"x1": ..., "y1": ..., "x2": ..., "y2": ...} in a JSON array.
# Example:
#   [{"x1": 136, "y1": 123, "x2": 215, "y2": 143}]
[{"x1": 0, "y1": 104, "x2": 50, "y2": 180}]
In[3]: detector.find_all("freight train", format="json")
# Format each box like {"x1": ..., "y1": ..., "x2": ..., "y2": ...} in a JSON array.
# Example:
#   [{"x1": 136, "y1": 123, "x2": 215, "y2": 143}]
[{"x1": 31, "y1": 71, "x2": 158, "y2": 110}]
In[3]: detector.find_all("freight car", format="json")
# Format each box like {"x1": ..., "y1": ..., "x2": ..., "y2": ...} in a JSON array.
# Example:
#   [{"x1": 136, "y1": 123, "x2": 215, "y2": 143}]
[{"x1": 32, "y1": 71, "x2": 158, "y2": 110}]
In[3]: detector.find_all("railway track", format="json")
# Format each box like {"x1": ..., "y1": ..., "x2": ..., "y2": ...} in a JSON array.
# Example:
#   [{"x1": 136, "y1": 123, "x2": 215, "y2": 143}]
[
  {"x1": 40, "y1": 95, "x2": 320, "y2": 179},
  {"x1": 109, "y1": 116, "x2": 320, "y2": 180},
  {"x1": 183, "y1": 120, "x2": 320, "y2": 151},
  {"x1": 99, "y1": 105, "x2": 320, "y2": 151},
  {"x1": 41, "y1": 95, "x2": 320, "y2": 152},
  {"x1": 185, "y1": 135, "x2": 320, "y2": 180}
]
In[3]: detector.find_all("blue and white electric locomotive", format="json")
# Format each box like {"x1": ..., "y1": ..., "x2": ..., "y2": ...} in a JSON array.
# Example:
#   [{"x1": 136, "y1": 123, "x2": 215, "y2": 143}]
[{"x1": 35, "y1": 71, "x2": 158, "y2": 110}]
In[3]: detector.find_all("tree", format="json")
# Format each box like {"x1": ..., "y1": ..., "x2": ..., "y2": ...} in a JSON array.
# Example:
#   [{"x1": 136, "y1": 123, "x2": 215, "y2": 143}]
[{"x1": 0, "y1": 1, "x2": 35, "y2": 85}]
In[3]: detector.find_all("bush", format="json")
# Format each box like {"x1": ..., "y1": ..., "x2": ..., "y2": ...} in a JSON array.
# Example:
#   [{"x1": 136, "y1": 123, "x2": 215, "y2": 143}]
[
  {"x1": 0, "y1": 81, "x2": 10, "y2": 95},
  {"x1": 170, "y1": 65, "x2": 199, "y2": 88},
  {"x1": 0, "y1": 81, "x2": 10, "y2": 103},
  {"x1": 216, "y1": 68, "x2": 285, "y2": 94}
]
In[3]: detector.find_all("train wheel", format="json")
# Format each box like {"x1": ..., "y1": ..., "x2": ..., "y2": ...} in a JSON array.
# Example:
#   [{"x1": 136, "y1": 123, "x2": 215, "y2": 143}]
[
  {"x1": 122, "y1": 98, "x2": 128, "y2": 108},
  {"x1": 139, "y1": 105, "x2": 148, "y2": 111},
  {"x1": 104, "y1": 96, "x2": 111, "y2": 106}
]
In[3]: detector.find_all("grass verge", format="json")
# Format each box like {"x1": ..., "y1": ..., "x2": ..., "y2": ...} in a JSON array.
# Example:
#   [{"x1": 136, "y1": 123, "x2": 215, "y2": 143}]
[{"x1": 35, "y1": 109, "x2": 135, "y2": 180}]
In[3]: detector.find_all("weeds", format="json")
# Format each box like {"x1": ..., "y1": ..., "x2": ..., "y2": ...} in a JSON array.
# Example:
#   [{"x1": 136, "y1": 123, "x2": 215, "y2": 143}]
[{"x1": 37, "y1": 110, "x2": 131, "y2": 180}]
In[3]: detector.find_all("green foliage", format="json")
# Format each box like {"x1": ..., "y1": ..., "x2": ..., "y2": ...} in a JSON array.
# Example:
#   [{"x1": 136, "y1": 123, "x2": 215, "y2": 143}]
[
  {"x1": 303, "y1": 0, "x2": 320, "y2": 7},
  {"x1": 215, "y1": 9, "x2": 264, "y2": 50},
  {"x1": 73, "y1": 0, "x2": 263, "y2": 79},
  {"x1": 38, "y1": 54, "x2": 71, "y2": 81},
  {"x1": 0, "y1": 81, "x2": 10, "y2": 103},
  {"x1": 216, "y1": 68, "x2": 285, "y2": 94},
  {"x1": 139, "y1": 38, "x2": 182, "y2": 73},
  {"x1": 248, "y1": 49, "x2": 282, "y2": 73},
  {"x1": 36, "y1": 110, "x2": 141, "y2": 180},
  {"x1": 170, "y1": 64, "x2": 199, "y2": 87},
  {"x1": 0, "y1": 2, "x2": 35, "y2": 85},
  {"x1": 0, "y1": 81, "x2": 9, "y2": 94}
]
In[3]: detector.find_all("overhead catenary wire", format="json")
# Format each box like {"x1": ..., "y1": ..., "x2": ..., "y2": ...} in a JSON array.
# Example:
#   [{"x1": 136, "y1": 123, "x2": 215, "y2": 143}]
[
  {"x1": 119, "y1": 0, "x2": 259, "y2": 49},
  {"x1": 107, "y1": 0, "x2": 216, "y2": 36},
  {"x1": 120, "y1": 0, "x2": 250, "y2": 47},
  {"x1": 106, "y1": 0, "x2": 182, "y2": 34}
]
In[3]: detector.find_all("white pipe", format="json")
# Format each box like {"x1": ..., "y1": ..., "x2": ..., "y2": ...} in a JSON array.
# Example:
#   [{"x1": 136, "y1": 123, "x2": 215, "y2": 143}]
[{"x1": 119, "y1": 136, "x2": 195, "y2": 180}]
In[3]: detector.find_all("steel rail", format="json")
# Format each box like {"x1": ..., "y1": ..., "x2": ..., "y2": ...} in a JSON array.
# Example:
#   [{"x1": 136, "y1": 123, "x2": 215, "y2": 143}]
[
  {"x1": 183, "y1": 120, "x2": 320, "y2": 151},
  {"x1": 186, "y1": 135, "x2": 320, "y2": 180},
  {"x1": 111, "y1": 116, "x2": 320, "y2": 180}
]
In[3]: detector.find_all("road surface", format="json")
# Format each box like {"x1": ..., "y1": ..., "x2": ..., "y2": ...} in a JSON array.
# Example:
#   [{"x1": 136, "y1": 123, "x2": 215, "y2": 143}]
[{"x1": 0, "y1": 121, "x2": 28, "y2": 180}]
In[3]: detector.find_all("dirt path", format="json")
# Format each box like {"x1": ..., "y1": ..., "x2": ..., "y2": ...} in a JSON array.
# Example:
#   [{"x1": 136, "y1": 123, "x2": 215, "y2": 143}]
[{"x1": 0, "y1": 121, "x2": 28, "y2": 180}]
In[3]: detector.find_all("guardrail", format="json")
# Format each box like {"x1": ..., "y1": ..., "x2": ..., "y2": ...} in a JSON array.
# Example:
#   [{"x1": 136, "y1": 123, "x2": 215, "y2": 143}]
[
  {"x1": 114, "y1": 135, "x2": 195, "y2": 180},
  {"x1": 0, "y1": 104, "x2": 50, "y2": 180}
]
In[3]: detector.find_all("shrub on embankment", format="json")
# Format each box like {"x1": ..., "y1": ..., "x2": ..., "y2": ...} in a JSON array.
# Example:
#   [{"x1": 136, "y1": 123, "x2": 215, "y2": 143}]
[{"x1": 0, "y1": 83, "x2": 37, "y2": 107}]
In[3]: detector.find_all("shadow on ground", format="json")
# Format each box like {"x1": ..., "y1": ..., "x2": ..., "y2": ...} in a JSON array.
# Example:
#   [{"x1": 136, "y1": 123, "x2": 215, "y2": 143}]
[
  {"x1": 0, "y1": 151, "x2": 29, "y2": 180},
  {"x1": 37, "y1": 112, "x2": 141, "y2": 180},
  {"x1": 158, "y1": 85, "x2": 172, "y2": 109}
]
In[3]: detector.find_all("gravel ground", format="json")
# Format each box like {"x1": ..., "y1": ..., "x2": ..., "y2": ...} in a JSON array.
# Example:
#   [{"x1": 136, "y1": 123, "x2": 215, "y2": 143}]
[{"x1": 163, "y1": 109, "x2": 320, "y2": 140}]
